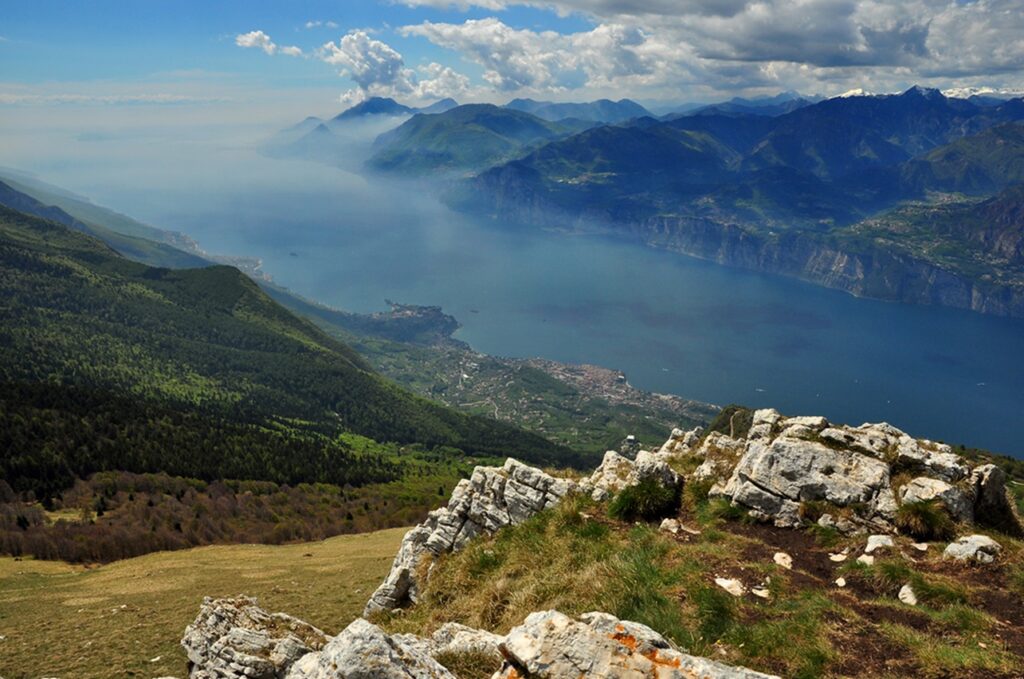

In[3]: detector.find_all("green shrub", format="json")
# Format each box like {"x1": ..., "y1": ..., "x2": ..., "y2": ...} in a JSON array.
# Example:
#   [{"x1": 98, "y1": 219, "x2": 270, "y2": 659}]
[
  {"x1": 608, "y1": 478, "x2": 680, "y2": 522},
  {"x1": 895, "y1": 500, "x2": 955, "y2": 541}
]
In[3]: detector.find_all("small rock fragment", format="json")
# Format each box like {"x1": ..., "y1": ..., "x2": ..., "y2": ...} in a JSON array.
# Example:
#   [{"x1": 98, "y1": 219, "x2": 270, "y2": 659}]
[
  {"x1": 751, "y1": 587, "x2": 771, "y2": 599},
  {"x1": 835, "y1": 577, "x2": 846, "y2": 588},
  {"x1": 715, "y1": 577, "x2": 746, "y2": 597},
  {"x1": 912, "y1": 543, "x2": 929, "y2": 552},
  {"x1": 856, "y1": 554, "x2": 875, "y2": 566},
  {"x1": 773, "y1": 552, "x2": 793, "y2": 570},
  {"x1": 829, "y1": 552, "x2": 848, "y2": 562},
  {"x1": 864, "y1": 535, "x2": 894, "y2": 554},
  {"x1": 898, "y1": 584, "x2": 918, "y2": 606}
]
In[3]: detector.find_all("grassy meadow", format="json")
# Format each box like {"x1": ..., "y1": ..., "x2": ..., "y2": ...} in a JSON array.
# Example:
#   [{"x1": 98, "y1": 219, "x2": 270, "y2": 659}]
[{"x1": 0, "y1": 528, "x2": 405, "y2": 679}]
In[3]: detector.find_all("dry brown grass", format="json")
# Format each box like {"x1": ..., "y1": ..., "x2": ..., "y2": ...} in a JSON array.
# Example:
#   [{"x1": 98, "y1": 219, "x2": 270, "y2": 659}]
[{"x1": 0, "y1": 528, "x2": 406, "y2": 679}]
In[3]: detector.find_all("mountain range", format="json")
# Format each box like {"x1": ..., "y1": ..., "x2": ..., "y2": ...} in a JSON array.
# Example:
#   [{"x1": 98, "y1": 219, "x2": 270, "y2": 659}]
[
  {"x1": 367, "y1": 104, "x2": 595, "y2": 175},
  {"x1": 262, "y1": 86, "x2": 1024, "y2": 316},
  {"x1": 437, "y1": 87, "x2": 1024, "y2": 317},
  {"x1": 503, "y1": 97, "x2": 652, "y2": 123}
]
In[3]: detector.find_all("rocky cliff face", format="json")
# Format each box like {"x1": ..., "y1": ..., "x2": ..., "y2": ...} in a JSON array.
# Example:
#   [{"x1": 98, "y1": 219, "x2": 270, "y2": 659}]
[{"x1": 464, "y1": 171, "x2": 1024, "y2": 318}]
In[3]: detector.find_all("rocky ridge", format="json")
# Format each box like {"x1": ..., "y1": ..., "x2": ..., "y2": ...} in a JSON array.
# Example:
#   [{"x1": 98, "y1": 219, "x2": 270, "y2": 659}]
[
  {"x1": 183, "y1": 599, "x2": 778, "y2": 679},
  {"x1": 182, "y1": 409, "x2": 1021, "y2": 678},
  {"x1": 696, "y1": 409, "x2": 1020, "y2": 536}
]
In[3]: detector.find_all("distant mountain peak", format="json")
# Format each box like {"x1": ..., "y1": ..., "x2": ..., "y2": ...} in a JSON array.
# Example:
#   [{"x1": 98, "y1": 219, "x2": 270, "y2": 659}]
[
  {"x1": 334, "y1": 97, "x2": 416, "y2": 121},
  {"x1": 418, "y1": 98, "x2": 459, "y2": 115},
  {"x1": 901, "y1": 85, "x2": 944, "y2": 100},
  {"x1": 833, "y1": 88, "x2": 875, "y2": 99}
]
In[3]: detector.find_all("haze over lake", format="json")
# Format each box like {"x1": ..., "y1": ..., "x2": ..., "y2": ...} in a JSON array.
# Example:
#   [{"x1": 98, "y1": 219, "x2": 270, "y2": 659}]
[{"x1": 58, "y1": 145, "x2": 1020, "y2": 458}]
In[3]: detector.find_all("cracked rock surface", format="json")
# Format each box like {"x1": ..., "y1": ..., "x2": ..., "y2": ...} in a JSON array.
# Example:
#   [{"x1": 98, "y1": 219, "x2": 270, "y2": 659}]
[
  {"x1": 181, "y1": 596, "x2": 327, "y2": 679},
  {"x1": 493, "y1": 610, "x2": 778, "y2": 679},
  {"x1": 364, "y1": 459, "x2": 575, "y2": 616},
  {"x1": 697, "y1": 409, "x2": 1020, "y2": 535}
]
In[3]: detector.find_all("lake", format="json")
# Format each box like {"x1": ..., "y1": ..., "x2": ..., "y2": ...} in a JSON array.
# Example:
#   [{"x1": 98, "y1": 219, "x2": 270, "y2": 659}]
[{"x1": 49, "y1": 151, "x2": 1024, "y2": 457}]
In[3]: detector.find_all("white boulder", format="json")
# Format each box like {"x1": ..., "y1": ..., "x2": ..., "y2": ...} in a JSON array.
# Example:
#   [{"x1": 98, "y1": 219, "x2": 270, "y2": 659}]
[
  {"x1": 287, "y1": 618, "x2": 453, "y2": 679},
  {"x1": 943, "y1": 535, "x2": 1002, "y2": 564}
]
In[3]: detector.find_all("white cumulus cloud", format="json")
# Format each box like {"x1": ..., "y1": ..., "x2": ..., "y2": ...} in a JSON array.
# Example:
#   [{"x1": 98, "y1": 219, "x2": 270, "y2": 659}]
[
  {"x1": 235, "y1": 30, "x2": 303, "y2": 57},
  {"x1": 320, "y1": 30, "x2": 471, "y2": 105},
  {"x1": 305, "y1": 20, "x2": 339, "y2": 29},
  {"x1": 396, "y1": 0, "x2": 1024, "y2": 98}
]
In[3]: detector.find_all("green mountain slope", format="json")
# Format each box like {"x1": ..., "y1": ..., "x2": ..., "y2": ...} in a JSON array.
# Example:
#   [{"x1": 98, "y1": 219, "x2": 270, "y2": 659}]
[
  {"x1": 0, "y1": 179, "x2": 211, "y2": 269},
  {"x1": 0, "y1": 172, "x2": 203, "y2": 254},
  {"x1": 842, "y1": 183, "x2": 1024, "y2": 286},
  {"x1": 504, "y1": 98, "x2": 651, "y2": 123},
  {"x1": 0, "y1": 206, "x2": 578, "y2": 496},
  {"x1": 368, "y1": 104, "x2": 593, "y2": 175},
  {"x1": 898, "y1": 122, "x2": 1024, "y2": 195}
]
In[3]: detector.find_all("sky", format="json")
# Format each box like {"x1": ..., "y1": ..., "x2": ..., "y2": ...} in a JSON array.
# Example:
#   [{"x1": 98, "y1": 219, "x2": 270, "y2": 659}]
[{"x1": 3, "y1": 0, "x2": 1024, "y2": 121}]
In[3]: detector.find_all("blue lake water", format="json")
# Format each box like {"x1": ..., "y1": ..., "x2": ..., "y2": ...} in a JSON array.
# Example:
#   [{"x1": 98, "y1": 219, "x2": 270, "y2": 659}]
[{"x1": 90, "y1": 158, "x2": 1024, "y2": 457}]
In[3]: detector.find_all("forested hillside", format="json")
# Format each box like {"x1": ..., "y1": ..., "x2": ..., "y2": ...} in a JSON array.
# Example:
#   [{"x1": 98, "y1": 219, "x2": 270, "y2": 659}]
[{"x1": 0, "y1": 205, "x2": 580, "y2": 500}]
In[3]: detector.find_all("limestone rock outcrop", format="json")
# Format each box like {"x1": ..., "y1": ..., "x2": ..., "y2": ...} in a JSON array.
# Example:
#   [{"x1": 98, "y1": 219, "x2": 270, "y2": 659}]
[
  {"x1": 286, "y1": 618, "x2": 454, "y2": 679},
  {"x1": 364, "y1": 459, "x2": 575, "y2": 616},
  {"x1": 899, "y1": 477, "x2": 973, "y2": 522},
  {"x1": 943, "y1": 534, "x2": 1003, "y2": 563},
  {"x1": 183, "y1": 602, "x2": 774, "y2": 679},
  {"x1": 580, "y1": 449, "x2": 682, "y2": 502},
  {"x1": 684, "y1": 409, "x2": 1019, "y2": 535},
  {"x1": 714, "y1": 421, "x2": 897, "y2": 530},
  {"x1": 395, "y1": 622, "x2": 504, "y2": 662},
  {"x1": 492, "y1": 610, "x2": 778, "y2": 679},
  {"x1": 659, "y1": 426, "x2": 702, "y2": 455},
  {"x1": 970, "y1": 464, "x2": 1024, "y2": 535},
  {"x1": 181, "y1": 596, "x2": 327, "y2": 679}
]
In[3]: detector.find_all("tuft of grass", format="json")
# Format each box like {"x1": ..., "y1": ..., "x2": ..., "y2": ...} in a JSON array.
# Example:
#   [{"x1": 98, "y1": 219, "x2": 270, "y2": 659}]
[
  {"x1": 925, "y1": 604, "x2": 993, "y2": 634},
  {"x1": 727, "y1": 592, "x2": 836, "y2": 679},
  {"x1": 870, "y1": 559, "x2": 968, "y2": 608},
  {"x1": 697, "y1": 498, "x2": 747, "y2": 525},
  {"x1": 606, "y1": 526, "x2": 693, "y2": 647},
  {"x1": 608, "y1": 478, "x2": 681, "y2": 523},
  {"x1": 466, "y1": 546, "x2": 503, "y2": 577},
  {"x1": 880, "y1": 622, "x2": 1020, "y2": 677},
  {"x1": 806, "y1": 522, "x2": 841, "y2": 548},
  {"x1": 895, "y1": 500, "x2": 955, "y2": 541},
  {"x1": 683, "y1": 477, "x2": 715, "y2": 511},
  {"x1": 433, "y1": 650, "x2": 502, "y2": 679},
  {"x1": 798, "y1": 500, "x2": 831, "y2": 523},
  {"x1": 1010, "y1": 564, "x2": 1024, "y2": 598},
  {"x1": 691, "y1": 585, "x2": 735, "y2": 645}
]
